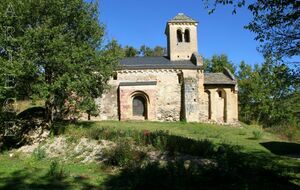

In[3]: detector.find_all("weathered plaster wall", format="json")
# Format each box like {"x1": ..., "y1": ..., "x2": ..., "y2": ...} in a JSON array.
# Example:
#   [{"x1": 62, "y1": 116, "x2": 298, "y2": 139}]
[
  {"x1": 204, "y1": 85, "x2": 238, "y2": 124},
  {"x1": 119, "y1": 85, "x2": 157, "y2": 121},
  {"x1": 167, "y1": 23, "x2": 198, "y2": 61},
  {"x1": 99, "y1": 69, "x2": 182, "y2": 121},
  {"x1": 96, "y1": 69, "x2": 238, "y2": 125},
  {"x1": 97, "y1": 79, "x2": 119, "y2": 120}
]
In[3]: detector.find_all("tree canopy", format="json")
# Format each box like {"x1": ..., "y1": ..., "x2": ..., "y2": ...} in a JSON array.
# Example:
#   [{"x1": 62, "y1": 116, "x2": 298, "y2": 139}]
[
  {"x1": 237, "y1": 59, "x2": 299, "y2": 126},
  {"x1": 124, "y1": 46, "x2": 138, "y2": 57},
  {"x1": 0, "y1": 0, "x2": 120, "y2": 123},
  {"x1": 203, "y1": 0, "x2": 300, "y2": 61},
  {"x1": 204, "y1": 54, "x2": 236, "y2": 74},
  {"x1": 139, "y1": 45, "x2": 165, "y2": 57}
]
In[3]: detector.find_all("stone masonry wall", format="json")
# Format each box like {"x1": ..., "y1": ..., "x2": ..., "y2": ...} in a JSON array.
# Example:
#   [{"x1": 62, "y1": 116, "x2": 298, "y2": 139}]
[
  {"x1": 96, "y1": 69, "x2": 238, "y2": 125},
  {"x1": 204, "y1": 85, "x2": 238, "y2": 125},
  {"x1": 97, "y1": 79, "x2": 119, "y2": 120},
  {"x1": 99, "y1": 69, "x2": 182, "y2": 121}
]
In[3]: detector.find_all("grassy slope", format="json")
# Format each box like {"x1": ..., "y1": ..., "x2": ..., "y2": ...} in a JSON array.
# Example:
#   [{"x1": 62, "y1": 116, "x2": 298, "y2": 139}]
[
  {"x1": 67, "y1": 121, "x2": 279, "y2": 152},
  {"x1": 0, "y1": 121, "x2": 299, "y2": 189},
  {"x1": 0, "y1": 152, "x2": 107, "y2": 190}
]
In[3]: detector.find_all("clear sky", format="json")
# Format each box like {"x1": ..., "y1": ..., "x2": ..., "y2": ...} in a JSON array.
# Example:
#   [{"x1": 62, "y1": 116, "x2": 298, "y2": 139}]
[{"x1": 99, "y1": 0, "x2": 265, "y2": 67}]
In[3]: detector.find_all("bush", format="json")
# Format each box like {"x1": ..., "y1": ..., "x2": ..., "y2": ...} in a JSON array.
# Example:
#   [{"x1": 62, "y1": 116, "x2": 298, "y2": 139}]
[
  {"x1": 32, "y1": 146, "x2": 46, "y2": 160},
  {"x1": 142, "y1": 131, "x2": 216, "y2": 157},
  {"x1": 266, "y1": 124, "x2": 300, "y2": 142},
  {"x1": 252, "y1": 130, "x2": 263, "y2": 140},
  {"x1": 47, "y1": 160, "x2": 68, "y2": 179},
  {"x1": 103, "y1": 140, "x2": 146, "y2": 168},
  {"x1": 86, "y1": 127, "x2": 104, "y2": 140}
]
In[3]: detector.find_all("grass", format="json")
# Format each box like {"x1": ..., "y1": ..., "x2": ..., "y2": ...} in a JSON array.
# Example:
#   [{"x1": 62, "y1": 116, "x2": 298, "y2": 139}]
[
  {"x1": 1, "y1": 121, "x2": 300, "y2": 189},
  {"x1": 53, "y1": 121, "x2": 281, "y2": 152},
  {"x1": 0, "y1": 152, "x2": 107, "y2": 190}
]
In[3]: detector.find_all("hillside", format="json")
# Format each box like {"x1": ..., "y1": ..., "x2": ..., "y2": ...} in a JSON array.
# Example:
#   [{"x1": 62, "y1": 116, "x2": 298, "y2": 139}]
[{"x1": 0, "y1": 121, "x2": 299, "y2": 190}]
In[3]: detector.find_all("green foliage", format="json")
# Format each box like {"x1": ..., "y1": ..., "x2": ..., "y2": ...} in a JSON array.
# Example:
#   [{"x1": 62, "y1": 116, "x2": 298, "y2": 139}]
[
  {"x1": 32, "y1": 146, "x2": 46, "y2": 160},
  {"x1": 143, "y1": 130, "x2": 216, "y2": 157},
  {"x1": 47, "y1": 160, "x2": 68, "y2": 179},
  {"x1": 104, "y1": 147, "x2": 296, "y2": 190},
  {"x1": 266, "y1": 124, "x2": 300, "y2": 142},
  {"x1": 252, "y1": 130, "x2": 263, "y2": 140},
  {"x1": 0, "y1": 0, "x2": 119, "y2": 123},
  {"x1": 139, "y1": 45, "x2": 165, "y2": 57},
  {"x1": 204, "y1": 54, "x2": 236, "y2": 74},
  {"x1": 1, "y1": 121, "x2": 300, "y2": 189},
  {"x1": 103, "y1": 140, "x2": 146, "y2": 168},
  {"x1": 238, "y1": 58, "x2": 299, "y2": 126},
  {"x1": 203, "y1": 0, "x2": 299, "y2": 59},
  {"x1": 153, "y1": 46, "x2": 165, "y2": 56},
  {"x1": 123, "y1": 46, "x2": 138, "y2": 57}
]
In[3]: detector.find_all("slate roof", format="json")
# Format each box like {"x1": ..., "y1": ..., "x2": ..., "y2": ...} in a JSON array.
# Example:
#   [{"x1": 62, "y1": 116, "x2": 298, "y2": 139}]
[
  {"x1": 118, "y1": 57, "x2": 236, "y2": 85},
  {"x1": 119, "y1": 56, "x2": 201, "y2": 70},
  {"x1": 204, "y1": 73, "x2": 236, "y2": 85},
  {"x1": 168, "y1": 13, "x2": 198, "y2": 23}
]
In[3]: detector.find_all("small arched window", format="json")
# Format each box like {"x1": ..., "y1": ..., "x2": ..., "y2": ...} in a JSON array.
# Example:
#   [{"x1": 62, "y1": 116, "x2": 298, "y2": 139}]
[
  {"x1": 184, "y1": 29, "x2": 190, "y2": 42},
  {"x1": 177, "y1": 29, "x2": 183, "y2": 43},
  {"x1": 218, "y1": 90, "x2": 223, "y2": 98}
]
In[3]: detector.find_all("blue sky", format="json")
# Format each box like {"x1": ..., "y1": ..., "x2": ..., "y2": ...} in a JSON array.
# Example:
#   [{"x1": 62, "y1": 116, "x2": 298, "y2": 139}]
[{"x1": 99, "y1": 0, "x2": 265, "y2": 67}]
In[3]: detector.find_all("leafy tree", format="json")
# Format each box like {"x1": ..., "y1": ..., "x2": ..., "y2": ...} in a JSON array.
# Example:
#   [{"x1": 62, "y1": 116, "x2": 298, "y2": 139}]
[
  {"x1": 153, "y1": 46, "x2": 165, "y2": 56},
  {"x1": 237, "y1": 59, "x2": 298, "y2": 126},
  {"x1": 139, "y1": 45, "x2": 165, "y2": 57},
  {"x1": 203, "y1": 0, "x2": 300, "y2": 60},
  {"x1": 0, "y1": 0, "x2": 119, "y2": 124},
  {"x1": 124, "y1": 46, "x2": 138, "y2": 57},
  {"x1": 139, "y1": 45, "x2": 153, "y2": 56},
  {"x1": 204, "y1": 54, "x2": 236, "y2": 74}
]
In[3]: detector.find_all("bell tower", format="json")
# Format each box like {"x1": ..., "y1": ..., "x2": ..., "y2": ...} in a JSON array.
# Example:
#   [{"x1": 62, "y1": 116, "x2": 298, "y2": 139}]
[{"x1": 165, "y1": 13, "x2": 198, "y2": 61}]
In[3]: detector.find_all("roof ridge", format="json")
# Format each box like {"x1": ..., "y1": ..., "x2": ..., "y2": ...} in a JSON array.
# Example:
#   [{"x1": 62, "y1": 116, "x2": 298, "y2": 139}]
[{"x1": 168, "y1": 13, "x2": 197, "y2": 23}]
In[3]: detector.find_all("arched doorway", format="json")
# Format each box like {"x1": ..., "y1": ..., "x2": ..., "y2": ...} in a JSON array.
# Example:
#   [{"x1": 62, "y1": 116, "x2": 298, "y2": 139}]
[{"x1": 132, "y1": 95, "x2": 147, "y2": 119}]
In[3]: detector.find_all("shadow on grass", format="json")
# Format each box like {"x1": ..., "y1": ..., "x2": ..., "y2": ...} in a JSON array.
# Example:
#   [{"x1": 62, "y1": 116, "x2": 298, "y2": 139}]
[
  {"x1": 101, "y1": 131, "x2": 300, "y2": 190},
  {"x1": 104, "y1": 155, "x2": 299, "y2": 190},
  {"x1": 261, "y1": 141, "x2": 300, "y2": 156},
  {"x1": 0, "y1": 169, "x2": 98, "y2": 190},
  {"x1": 3, "y1": 122, "x2": 299, "y2": 190},
  {"x1": 101, "y1": 133, "x2": 299, "y2": 189}
]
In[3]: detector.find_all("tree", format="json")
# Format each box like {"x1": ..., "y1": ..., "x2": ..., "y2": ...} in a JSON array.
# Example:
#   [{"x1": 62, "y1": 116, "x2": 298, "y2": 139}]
[
  {"x1": 237, "y1": 58, "x2": 298, "y2": 126},
  {"x1": 0, "y1": 0, "x2": 119, "y2": 124},
  {"x1": 139, "y1": 45, "x2": 153, "y2": 56},
  {"x1": 139, "y1": 45, "x2": 165, "y2": 57},
  {"x1": 124, "y1": 46, "x2": 138, "y2": 57},
  {"x1": 203, "y1": 0, "x2": 300, "y2": 60},
  {"x1": 204, "y1": 54, "x2": 236, "y2": 74},
  {"x1": 153, "y1": 46, "x2": 165, "y2": 56}
]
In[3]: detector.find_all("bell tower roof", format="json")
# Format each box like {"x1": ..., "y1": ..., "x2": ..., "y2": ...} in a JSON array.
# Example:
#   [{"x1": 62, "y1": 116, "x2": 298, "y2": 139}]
[
  {"x1": 165, "y1": 13, "x2": 198, "y2": 35},
  {"x1": 168, "y1": 13, "x2": 198, "y2": 23}
]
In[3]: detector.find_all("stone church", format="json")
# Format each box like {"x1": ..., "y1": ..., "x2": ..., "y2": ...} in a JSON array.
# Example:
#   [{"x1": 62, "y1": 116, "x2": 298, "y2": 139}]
[{"x1": 96, "y1": 13, "x2": 238, "y2": 124}]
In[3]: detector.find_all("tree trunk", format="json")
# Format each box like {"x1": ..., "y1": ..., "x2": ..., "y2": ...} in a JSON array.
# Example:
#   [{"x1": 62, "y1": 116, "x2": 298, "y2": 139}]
[{"x1": 45, "y1": 99, "x2": 54, "y2": 126}]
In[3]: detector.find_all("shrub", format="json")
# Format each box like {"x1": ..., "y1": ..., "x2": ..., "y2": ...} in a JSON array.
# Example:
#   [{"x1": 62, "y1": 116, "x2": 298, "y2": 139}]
[
  {"x1": 142, "y1": 131, "x2": 216, "y2": 157},
  {"x1": 47, "y1": 160, "x2": 68, "y2": 179},
  {"x1": 103, "y1": 140, "x2": 146, "y2": 168},
  {"x1": 32, "y1": 146, "x2": 46, "y2": 160},
  {"x1": 266, "y1": 124, "x2": 300, "y2": 142},
  {"x1": 86, "y1": 127, "x2": 104, "y2": 140},
  {"x1": 252, "y1": 130, "x2": 264, "y2": 140}
]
